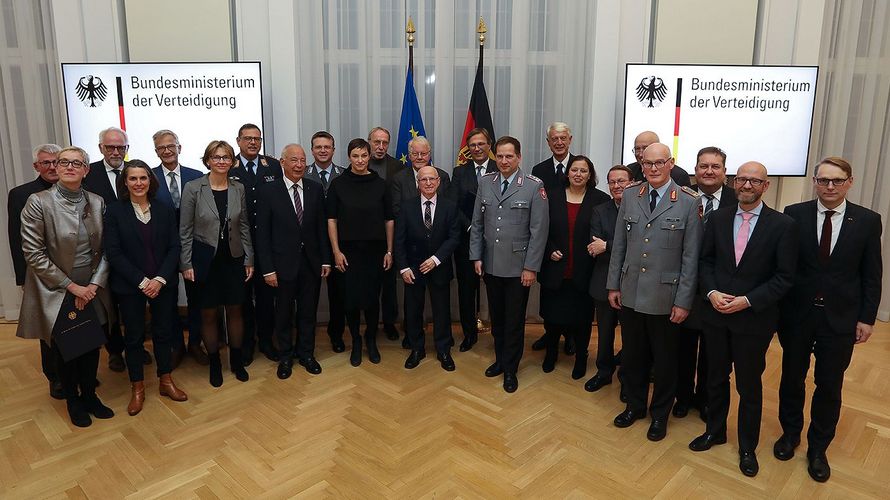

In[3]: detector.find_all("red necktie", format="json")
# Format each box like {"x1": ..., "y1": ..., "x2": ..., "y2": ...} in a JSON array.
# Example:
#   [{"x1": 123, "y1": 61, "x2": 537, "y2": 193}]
[{"x1": 819, "y1": 210, "x2": 835, "y2": 265}]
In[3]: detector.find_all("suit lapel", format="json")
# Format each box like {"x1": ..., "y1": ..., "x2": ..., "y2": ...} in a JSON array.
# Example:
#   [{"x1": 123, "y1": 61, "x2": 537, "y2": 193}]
[{"x1": 199, "y1": 178, "x2": 219, "y2": 218}]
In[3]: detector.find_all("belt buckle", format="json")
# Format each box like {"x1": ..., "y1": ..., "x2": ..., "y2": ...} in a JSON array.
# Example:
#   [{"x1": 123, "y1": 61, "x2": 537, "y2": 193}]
[{"x1": 813, "y1": 297, "x2": 825, "y2": 307}]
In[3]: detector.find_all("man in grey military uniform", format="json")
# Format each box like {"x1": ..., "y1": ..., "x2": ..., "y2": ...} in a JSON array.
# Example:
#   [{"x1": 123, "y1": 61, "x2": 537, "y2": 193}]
[
  {"x1": 470, "y1": 136, "x2": 549, "y2": 393},
  {"x1": 606, "y1": 142, "x2": 702, "y2": 441}
]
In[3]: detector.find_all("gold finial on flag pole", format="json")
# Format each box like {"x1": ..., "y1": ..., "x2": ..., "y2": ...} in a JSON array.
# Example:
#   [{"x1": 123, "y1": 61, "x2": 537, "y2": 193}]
[
  {"x1": 406, "y1": 17, "x2": 416, "y2": 46},
  {"x1": 477, "y1": 17, "x2": 487, "y2": 46}
]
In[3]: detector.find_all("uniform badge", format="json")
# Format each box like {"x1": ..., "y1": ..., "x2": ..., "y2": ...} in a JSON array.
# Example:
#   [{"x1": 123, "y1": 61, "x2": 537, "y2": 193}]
[
  {"x1": 638, "y1": 184, "x2": 646, "y2": 196},
  {"x1": 626, "y1": 221, "x2": 632, "y2": 232},
  {"x1": 539, "y1": 187, "x2": 547, "y2": 200},
  {"x1": 670, "y1": 189, "x2": 678, "y2": 202},
  {"x1": 260, "y1": 157, "x2": 269, "y2": 167}
]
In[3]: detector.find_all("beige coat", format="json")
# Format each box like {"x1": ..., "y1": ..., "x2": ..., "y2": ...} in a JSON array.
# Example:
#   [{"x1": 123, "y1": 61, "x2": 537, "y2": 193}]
[{"x1": 16, "y1": 186, "x2": 111, "y2": 343}]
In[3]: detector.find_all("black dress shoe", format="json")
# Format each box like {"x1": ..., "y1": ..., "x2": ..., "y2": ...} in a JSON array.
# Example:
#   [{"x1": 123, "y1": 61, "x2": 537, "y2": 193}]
[
  {"x1": 584, "y1": 374, "x2": 612, "y2": 392},
  {"x1": 66, "y1": 399, "x2": 92, "y2": 428},
  {"x1": 739, "y1": 451, "x2": 759, "y2": 477},
  {"x1": 404, "y1": 350, "x2": 425, "y2": 369},
  {"x1": 384, "y1": 323, "x2": 400, "y2": 341},
  {"x1": 563, "y1": 337, "x2": 576, "y2": 356},
  {"x1": 259, "y1": 345, "x2": 279, "y2": 362},
  {"x1": 330, "y1": 338, "x2": 346, "y2": 353},
  {"x1": 49, "y1": 380, "x2": 65, "y2": 400},
  {"x1": 82, "y1": 395, "x2": 114, "y2": 419},
  {"x1": 437, "y1": 351, "x2": 455, "y2": 371},
  {"x1": 503, "y1": 372, "x2": 518, "y2": 393},
  {"x1": 672, "y1": 402, "x2": 690, "y2": 418},
  {"x1": 484, "y1": 362, "x2": 503, "y2": 378},
  {"x1": 772, "y1": 435, "x2": 799, "y2": 461},
  {"x1": 299, "y1": 357, "x2": 322, "y2": 375},
  {"x1": 458, "y1": 334, "x2": 477, "y2": 352},
  {"x1": 277, "y1": 360, "x2": 293, "y2": 379},
  {"x1": 143, "y1": 348, "x2": 153, "y2": 365},
  {"x1": 807, "y1": 451, "x2": 830, "y2": 482},
  {"x1": 542, "y1": 351, "x2": 557, "y2": 373},
  {"x1": 613, "y1": 408, "x2": 646, "y2": 428},
  {"x1": 350, "y1": 343, "x2": 362, "y2": 367},
  {"x1": 531, "y1": 336, "x2": 546, "y2": 351},
  {"x1": 647, "y1": 418, "x2": 668, "y2": 441},
  {"x1": 689, "y1": 432, "x2": 727, "y2": 451},
  {"x1": 108, "y1": 352, "x2": 126, "y2": 372},
  {"x1": 367, "y1": 339, "x2": 381, "y2": 364}
]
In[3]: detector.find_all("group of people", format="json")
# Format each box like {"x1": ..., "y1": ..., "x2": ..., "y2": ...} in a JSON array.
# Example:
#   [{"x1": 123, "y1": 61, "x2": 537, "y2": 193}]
[{"x1": 7, "y1": 121, "x2": 879, "y2": 485}]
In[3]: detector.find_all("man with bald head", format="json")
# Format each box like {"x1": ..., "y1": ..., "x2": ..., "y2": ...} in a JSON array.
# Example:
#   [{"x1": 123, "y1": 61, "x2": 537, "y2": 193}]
[
  {"x1": 606, "y1": 143, "x2": 702, "y2": 440},
  {"x1": 255, "y1": 144, "x2": 331, "y2": 379},
  {"x1": 690, "y1": 161, "x2": 797, "y2": 478},
  {"x1": 627, "y1": 131, "x2": 691, "y2": 187}
]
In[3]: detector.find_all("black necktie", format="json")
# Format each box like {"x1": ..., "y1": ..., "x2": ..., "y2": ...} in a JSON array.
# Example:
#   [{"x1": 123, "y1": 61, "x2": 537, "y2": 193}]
[
  {"x1": 819, "y1": 210, "x2": 835, "y2": 264},
  {"x1": 424, "y1": 200, "x2": 433, "y2": 230},
  {"x1": 320, "y1": 169, "x2": 328, "y2": 189},
  {"x1": 111, "y1": 169, "x2": 121, "y2": 198},
  {"x1": 703, "y1": 194, "x2": 715, "y2": 224},
  {"x1": 649, "y1": 189, "x2": 658, "y2": 212},
  {"x1": 247, "y1": 160, "x2": 255, "y2": 176},
  {"x1": 293, "y1": 184, "x2": 303, "y2": 225},
  {"x1": 556, "y1": 162, "x2": 564, "y2": 178},
  {"x1": 501, "y1": 179, "x2": 509, "y2": 195}
]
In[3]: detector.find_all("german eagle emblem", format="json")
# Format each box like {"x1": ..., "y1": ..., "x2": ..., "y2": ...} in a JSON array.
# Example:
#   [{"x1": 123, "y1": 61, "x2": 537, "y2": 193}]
[
  {"x1": 75, "y1": 75, "x2": 108, "y2": 108},
  {"x1": 636, "y1": 76, "x2": 667, "y2": 108}
]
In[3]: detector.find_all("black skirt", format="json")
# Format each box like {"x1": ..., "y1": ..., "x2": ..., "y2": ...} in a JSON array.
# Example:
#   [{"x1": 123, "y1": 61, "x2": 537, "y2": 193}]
[
  {"x1": 196, "y1": 241, "x2": 246, "y2": 308},
  {"x1": 339, "y1": 240, "x2": 386, "y2": 311},
  {"x1": 540, "y1": 279, "x2": 594, "y2": 327}
]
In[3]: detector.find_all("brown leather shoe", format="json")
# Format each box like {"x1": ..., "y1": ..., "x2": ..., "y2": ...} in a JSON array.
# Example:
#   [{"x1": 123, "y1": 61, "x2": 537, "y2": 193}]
[
  {"x1": 158, "y1": 374, "x2": 188, "y2": 401},
  {"x1": 127, "y1": 381, "x2": 145, "y2": 416}
]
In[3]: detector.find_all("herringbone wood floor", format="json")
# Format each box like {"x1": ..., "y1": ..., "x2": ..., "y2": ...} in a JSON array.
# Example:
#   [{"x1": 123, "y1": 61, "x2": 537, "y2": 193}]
[{"x1": 1, "y1": 320, "x2": 889, "y2": 499}]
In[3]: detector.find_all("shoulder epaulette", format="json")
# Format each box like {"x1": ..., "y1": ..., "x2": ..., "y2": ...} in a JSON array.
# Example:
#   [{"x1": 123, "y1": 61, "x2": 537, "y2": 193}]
[
  {"x1": 680, "y1": 185, "x2": 699, "y2": 197},
  {"x1": 482, "y1": 171, "x2": 498, "y2": 177},
  {"x1": 625, "y1": 180, "x2": 643, "y2": 189},
  {"x1": 525, "y1": 174, "x2": 542, "y2": 183}
]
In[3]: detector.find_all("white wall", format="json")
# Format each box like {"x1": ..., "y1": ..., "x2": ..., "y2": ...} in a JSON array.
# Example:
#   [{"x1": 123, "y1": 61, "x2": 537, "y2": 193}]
[
  {"x1": 654, "y1": 0, "x2": 758, "y2": 64},
  {"x1": 124, "y1": 0, "x2": 232, "y2": 62}
]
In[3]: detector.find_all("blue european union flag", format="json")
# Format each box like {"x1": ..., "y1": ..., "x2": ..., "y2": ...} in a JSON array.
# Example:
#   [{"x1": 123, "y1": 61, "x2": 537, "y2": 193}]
[{"x1": 395, "y1": 65, "x2": 426, "y2": 165}]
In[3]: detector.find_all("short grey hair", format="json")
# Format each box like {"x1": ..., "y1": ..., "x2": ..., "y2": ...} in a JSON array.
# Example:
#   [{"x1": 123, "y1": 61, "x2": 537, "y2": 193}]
[
  {"x1": 152, "y1": 129, "x2": 179, "y2": 143},
  {"x1": 32, "y1": 143, "x2": 62, "y2": 162},
  {"x1": 98, "y1": 126, "x2": 128, "y2": 144},
  {"x1": 279, "y1": 143, "x2": 305, "y2": 157},
  {"x1": 59, "y1": 145, "x2": 90, "y2": 165},
  {"x1": 408, "y1": 135, "x2": 430, "y2": 151},
  {"x1": 546, "y1": 122, "x2": 572, "y2": 137}
]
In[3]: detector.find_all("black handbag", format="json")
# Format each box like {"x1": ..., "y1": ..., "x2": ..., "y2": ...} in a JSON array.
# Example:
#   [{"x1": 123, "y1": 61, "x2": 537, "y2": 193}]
[{"x1": 51, "y1": 293, "x2": 107, "y2": 362}]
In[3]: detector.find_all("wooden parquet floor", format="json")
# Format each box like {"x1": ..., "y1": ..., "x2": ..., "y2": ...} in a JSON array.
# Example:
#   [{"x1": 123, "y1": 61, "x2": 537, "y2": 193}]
[{"x1": 1, "y1": 320, "x2": 889, "y2": 499}]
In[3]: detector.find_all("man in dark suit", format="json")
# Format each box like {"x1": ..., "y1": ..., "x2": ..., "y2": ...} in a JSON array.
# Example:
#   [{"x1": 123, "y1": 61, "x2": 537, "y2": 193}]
[
  {"x1": 626, "y1": 131, "x2": 691, "y2": 187},
  {"x1": 305, "y1": 130, "x2": 347, "y2": 353},
  {"x1": 584, "y1": 165, "x2": 632, "y2": 394},
  {"x1": 675, "y1": 146, "x2": 738, "y2": 420},
  {"x1": 690, "y1": 161, "x2": 797, "y2": 479},
  {"x1": 82, "y1": 126, "x2": 132, "y2": 372},
  {"x1": 396, "y1": 166, "x2": 461, "y2": 371},
  {"x1": 776, "y1": 157, "x2": 882, "y2": 482},
  {"x1": 7, "y1": 143, "x2": 61, "y2": 398},
  {"x1": 450, "y1": 127, "x2": 496, "y2": 351},
  {"x1": 229, "y1": 123, "x2": 282, "y2": 364},
  {"x1": 391, "y1": 136, "x2": 452, "y2": 218},
  {"x1": 151, "y1": 129, "x2": 207, "y2": 367},
  {"x1": 256, "y1": 144, "x2": 331, "y2": 379},
  {"x1": 530, "y1": 122, "x2": 576, "y2": 354}
]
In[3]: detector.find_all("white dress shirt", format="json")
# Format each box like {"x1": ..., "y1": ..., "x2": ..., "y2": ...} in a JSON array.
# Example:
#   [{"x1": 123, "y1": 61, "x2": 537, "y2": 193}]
[{"x1": 104, "y1": 160, "x2": 122, "y2": 198}]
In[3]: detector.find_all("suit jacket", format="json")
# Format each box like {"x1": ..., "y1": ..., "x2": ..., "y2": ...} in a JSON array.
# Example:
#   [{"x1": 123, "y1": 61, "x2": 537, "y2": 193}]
[
  {"x1": 451, "y1": 160, "x2": 497, "y2": 233},
  {"x1": 391, "y1": 166, "x2": 452, "y2": 218},
  {"x1": 103, "y1": 200, "x2": 181, "y2": 295},
  {"x1": 532, "y1": 154, "x2": 576, "y2": 190},
  {"x1": 7, "y1": 177, "x2": 54, "y2": 285},
  {"x1": 152, "y1": 164, "x2": 204, "y2": 219},
  {"x1": 699, "y1": 203, "x2": 797, "y2": 334},
  {"x1": 84, "y1": 160, "x2": 121, "y2": 202},
  {"x1": 469, "y1": 170, "x2": 550, "y2": 277},
  {"x1": 304, "y1": 162, "x2": 345, "y2": 197},
  {"x1": 369, "y1": 154, "x2": 405, "y2": 184},
  {"x1": 781, "y1": 200, "x2": 882, "y2": 335},
  {"x1": 179, "y1": 175, "x2": 253, "y2": 279},
  {"x1": 16, "y1": 186, "x2": 111, "y2": 343},
  {"x1": 539, "y1": 187, "x2": 610, "y2": 292},
  {"x1": 255, "y1": 178, "x2": 331, "y2": 280},
  {"x1": 628, "y1": 161, "x2": 691, "y2": 187},
  {"x1": 588, "y1": 198, "x2": 619, "y2": 301},
  {"x1": 394, "y1": 195, "x2": 461, "y2": 286},
  {"x1": 229, "y1": 154, "x2": 282, "y2": 230},
  {"x1": 606, "y1": 181, "x2": 702, "y2": 314}
]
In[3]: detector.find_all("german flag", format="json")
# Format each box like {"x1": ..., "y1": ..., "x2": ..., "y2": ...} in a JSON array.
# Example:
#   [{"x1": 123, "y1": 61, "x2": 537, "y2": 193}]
[{"x1": 455, "y1": 44, "x2": 495, "y2": 165}]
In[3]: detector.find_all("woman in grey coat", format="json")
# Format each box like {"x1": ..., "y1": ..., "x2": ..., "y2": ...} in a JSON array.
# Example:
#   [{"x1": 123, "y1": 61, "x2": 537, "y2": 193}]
[{"x1": 17, "y1": 146, "x2": 114, "y2": 428}]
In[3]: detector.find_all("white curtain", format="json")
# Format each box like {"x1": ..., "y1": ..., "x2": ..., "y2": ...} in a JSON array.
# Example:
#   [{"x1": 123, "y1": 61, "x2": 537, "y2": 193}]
[{"x1": 0, "y1": 0, "x2": 66, "y2": 320}]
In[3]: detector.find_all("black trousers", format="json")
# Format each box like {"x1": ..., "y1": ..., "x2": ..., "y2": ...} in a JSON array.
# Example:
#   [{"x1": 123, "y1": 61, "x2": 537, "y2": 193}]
[
  {"x1": 52, "y1": 342, "x2": 100, "y2": 400},
  {"x1": 619, "y1": 307, "x2": 678, "y2": 420},
  {"x1": 118, "y1": 287, "x2": 176, "y2": 382},
  {"x1": 324, "y1": 271, "x2": 346, "y2": 341},
  {"x1": 274, "y1": 254, "x2": 322, "y2": 360},
  {"x1": 677, "y1": 325, "x2": 708, "y2": 408},
  {"x1": 454, "y1": 240, "x2": 480, "y2": 337},
  {"x1": 703, "y1": 323, "x2": 772, "y2": 452},
  {"x1": 778, "y1": 306, "x2": 855, "y2": 453},
  {"x1": 40, "y1": 339, "x2": 58, "y2": 383},
  {"x1": 243, "y1": 272, "x2": 276, "y2": 350},
  {"x1": 594, "y1": 299, "x2": 620, "y2": 377},
  {"x1": 104, "y1": 290, "x2": 125, "y2": 355},
  {"x1": 381, "y1": 266, "x2": 399, "y2": 326},
  {"x1": 483, "y1": 274, "x2": 529, "y2": 375},
  {"x1": 405, "y1": 278, "x2": 453, "y2": 354}
]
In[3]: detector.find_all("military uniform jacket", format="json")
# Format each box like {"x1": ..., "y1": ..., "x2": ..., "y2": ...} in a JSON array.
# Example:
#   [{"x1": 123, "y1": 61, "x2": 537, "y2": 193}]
[
  {"x1": 606, "y1": 180, "x2": 702, "y2": 315},
  {"x1": 468, "y1": 169, "x2": 549, "y2": 278}
]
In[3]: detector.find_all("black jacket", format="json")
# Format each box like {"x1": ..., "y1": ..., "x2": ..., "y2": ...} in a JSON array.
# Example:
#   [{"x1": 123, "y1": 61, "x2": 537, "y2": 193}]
[
  {"x1": 394, "y1": 195, "x2": 461, "y2": 286},
  {"x1": 7, "y1": 177, "x2": 54, "y2": 285}
]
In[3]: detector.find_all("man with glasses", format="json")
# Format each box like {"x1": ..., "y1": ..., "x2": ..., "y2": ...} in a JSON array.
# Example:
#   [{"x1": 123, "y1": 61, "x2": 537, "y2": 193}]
[
  {"x1": 606, "y1": 143, "x2": 701, "y2": 442},
  {"x1": 8, "y1": 144, "x2": 62, "y2": 398},
  {"x1": 690, "y1": 161, "x2": 796, "y2": 478},
  {"x1": 229, "y1": 123, "x2": 282, "y2": 365},
  {"x1": 626, "y1": 131, "x2": 691, "y2": 187},
  {"x1": 776, "y1": 157, "x2": 881, "y2": 482},
  {"x1": 151, "y1": 129, "x2": 207, "y2": 367}
]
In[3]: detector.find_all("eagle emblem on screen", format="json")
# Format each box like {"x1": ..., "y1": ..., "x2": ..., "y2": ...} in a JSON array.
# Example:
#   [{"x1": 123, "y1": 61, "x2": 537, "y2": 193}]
[
  {"x1": 636, "y1": 76, "x2": 667, "y2": 108},
  {"x1": 75, "y1": 75, "x2": 108, "y2": 108}
]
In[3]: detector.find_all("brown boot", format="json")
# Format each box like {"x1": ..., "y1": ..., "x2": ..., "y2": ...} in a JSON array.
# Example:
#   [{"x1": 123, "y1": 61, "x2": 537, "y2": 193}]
[
  {"x1": 158, "y1": 374, "x2": 188, "y2": 402},
  {"x1": 127, "y1": 381, "x2": 145, "y2": 416}
]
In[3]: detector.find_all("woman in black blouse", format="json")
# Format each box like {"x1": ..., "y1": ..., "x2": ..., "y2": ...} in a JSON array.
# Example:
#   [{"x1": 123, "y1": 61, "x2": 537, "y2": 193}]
[
  {"x1": 104, "y1": 160, "x2": 187, "y2": 415},
  {"x1": 327, "y1": 138, "x2": 394, "y2": 366}
]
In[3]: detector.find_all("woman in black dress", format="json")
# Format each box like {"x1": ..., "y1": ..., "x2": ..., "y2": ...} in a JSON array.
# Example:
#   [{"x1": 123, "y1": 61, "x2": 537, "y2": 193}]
[
  {"x1": 180, "y1": 141, "x2": 254, "y2": 386},
  {"x1": 327, "y1": 138, "x2": 394, "y2": 366},
  {"x1": 539, "y1": 155, "x2": 610, "y2": 379}
]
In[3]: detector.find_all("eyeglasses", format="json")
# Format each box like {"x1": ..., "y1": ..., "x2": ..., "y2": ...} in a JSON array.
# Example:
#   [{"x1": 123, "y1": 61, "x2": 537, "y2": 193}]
[
  {"x1": 283, "y1": 157, "x2": 307, "y2": 165},
  {"x1": 607, "y1": 179, "x2": 629, "y2": 186},
  {"x1": 209, "y1": 155, "x2": 232, "y2": 163},
  {"x1": 57, "y1": 159, "x2": 86, "y2": 168},
  {"x1": 155, "y1": 144, "x2": 179, "y2": 152},
  {"x1": 36, "y1": 160, "x2": 58, "y2": 167},
  {"x1": 418, "y1": 176, "x2": 439, "y2": 183},
  {"x1": 468, "y1": 142, "x2": 489, "y2": 150},
  {"x1": 632, "y1": 146, "x2": 648, "y2": 154},
  {"x1": 734, "y1": 177, "x2": 766, "y2": 187},
  {"x1": 410, "y1": 151, "x2": 431, "y2": 158},
  {"x1": 641, "y1": 159, "x2": 670, "y2": 169},
  {"x1": 101, "y1": 144, "x2": 128, "y2": 153},
  {"x1": 240, "y1": 136, "x2": 262, "y2": 143},
  {"x1": 814, "y1": 177, "x2": 849, "y2": 186}
]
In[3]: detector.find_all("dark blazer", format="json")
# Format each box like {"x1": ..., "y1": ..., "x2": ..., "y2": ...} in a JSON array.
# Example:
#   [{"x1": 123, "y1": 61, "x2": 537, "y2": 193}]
[
  {"x1": 699, "y1": 203, "x2": 797, "y2": 334},
  {"x1": 539, "y1": 186, "x2": 610, "y2": 291},
  {"x1": 84, "y1": 160, "x2": 121, "y2": 202},
  {"x1": 229, "y1": 154, "x2": 282, "y2": 229},
  {"x1": 103, "y1": 200, "x2": 181, "y2": 296},
  {"x1": 370, "y1": 154, "x2": 405, "y2": 185},
  {"x1": 255, "y1": 178, "x2": 331, "y2": 280},
  {"x1": 588, "y1": 198, "x2": 619, "y2": 301},
  {"x1": 391, "y1": 166, "x2": 451, "y2": 218},
  {"x1": 7, "y1": 177, "x2": 53, "y2": 285},
  {"x1": 394, "y1": 195, "x2": 461, "y2": 286},
  {"x1": 305, "y1": 162, "x2": 345, "y2": 196},
  {"x1": 152, "y1": 164, "x2": 204, "y2": 217},
  {"x1": 532, "y1": 154, "x2": 576, "y2": 190},
  {"x1": 628, "y1": 161, "x2": 691, "y2": 187},
  {"x1": 782, "y1": 200, "x2": 882, "y2": 334},
  {"x1": 450, "y1": 159, "x2": 497, "y2": 231}
]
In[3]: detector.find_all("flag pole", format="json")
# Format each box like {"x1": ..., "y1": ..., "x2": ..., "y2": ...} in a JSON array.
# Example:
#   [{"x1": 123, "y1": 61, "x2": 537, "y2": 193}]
[
  {"x1": 475, "y1": 16, "x2": 489, "y2": 334},
  {"x1": 406, "y1": 17, "x2": 415, "y2": 72}
]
